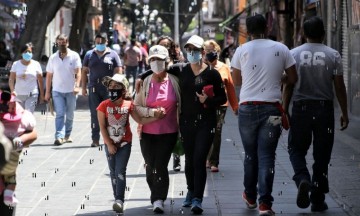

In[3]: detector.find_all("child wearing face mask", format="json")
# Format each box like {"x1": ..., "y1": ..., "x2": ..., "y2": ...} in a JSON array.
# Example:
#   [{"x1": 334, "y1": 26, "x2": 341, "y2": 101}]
[
  {"x1": 134, "y1": 45, "x2": 181, "y2": 213},
  {"x1": 8, "y1": 42, "x2": 45, "y2": 113},
  {"x1": 0, "y1": 91, "x2": 37, "y2": 207},
  {"x1": 97, "y1": 74, "x2": 160, "y2": 214}
]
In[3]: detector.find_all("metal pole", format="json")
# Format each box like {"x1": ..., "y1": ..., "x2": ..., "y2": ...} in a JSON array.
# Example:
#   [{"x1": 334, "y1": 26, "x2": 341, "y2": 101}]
[
  {"x1": 326, "y1": 0, "x2": 333, "y2": 46},
  {"x1": 108, "y1": 0, "x2": 114, "y2": 46},
  {"x1": 174, "y1": 0, "x2": 179, "y2": 44},
  {"x1": 131, "y1": 3, "x2": 137, "y2": 39}
]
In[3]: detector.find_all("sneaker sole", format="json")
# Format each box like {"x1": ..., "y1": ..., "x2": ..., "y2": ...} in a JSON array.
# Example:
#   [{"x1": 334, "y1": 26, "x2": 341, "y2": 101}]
[
  {"x1": 259, "y1": 210, "x2": 275, "y2": 216},
  {"x1": 311, "y1": 202, "x2": 328, "y2": 212},
  {"x1": 297, "y1": 181, "x2": 310, "y2": 208},
  {"x1": 210, "y1": 167, "x2": 219, "y2": 172},
  {"x1": 112, "y1": 204, "x2": 123, "y2": 213},
  {"x1": 191, "y1": 206, "x2": 203, "y2": 214},
  {"x1": 54, "y1": 141, "x2": 63, "y2": 145},
  {"x1": 242, "y1": 193, "x2": 257, "y2": 209},
  {"x1": 153, "y1": 207, "x2": 164, "y2": 213}
]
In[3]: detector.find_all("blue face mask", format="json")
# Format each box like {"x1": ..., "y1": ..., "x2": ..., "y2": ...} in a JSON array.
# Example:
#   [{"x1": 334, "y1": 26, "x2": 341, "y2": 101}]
[
  {"x1": 22, "y1": 52, "x2": 32, "y2": 61},
  {"x1": 187, "y1": 51, "x2": 202, "y2": 64},
  {"x1": 96, "y1": 44, "x2": 106, "y2": 52}
]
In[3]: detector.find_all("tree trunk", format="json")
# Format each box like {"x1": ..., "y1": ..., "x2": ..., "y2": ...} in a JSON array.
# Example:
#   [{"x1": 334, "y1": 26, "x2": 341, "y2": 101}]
[
  {"x1": 17, "y1": 0, "x2": 66, "y2": 60},
  {"x1": 68, "y1": 0, "x2": 91, "y2": 53},
  {"x1": 101, "y1": 0, "x2": 110, "y2": 33}
]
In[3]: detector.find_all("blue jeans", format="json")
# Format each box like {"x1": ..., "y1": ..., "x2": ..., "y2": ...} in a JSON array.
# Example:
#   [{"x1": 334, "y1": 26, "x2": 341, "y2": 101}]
[
  {"x1": 105, "y1": 143, "x2": 131, "y2": 202},
  {"x1": 52, "y1": 91, "x2": 77, "y2": 139},
  {"x1": 288, "y1": 101, "x2": 334, "y2": 204},
  {"x1": 88, "y1": 84, "x2": 109, "y2": 142},
  {"x1": 238, "y1": 104, "x2": 281, "y2": 206}
]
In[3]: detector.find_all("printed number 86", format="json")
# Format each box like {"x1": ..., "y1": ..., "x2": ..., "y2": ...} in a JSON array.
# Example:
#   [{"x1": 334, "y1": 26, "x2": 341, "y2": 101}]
[{"x1": 300, "y1": 51, "x2": 325, "y2": 66}]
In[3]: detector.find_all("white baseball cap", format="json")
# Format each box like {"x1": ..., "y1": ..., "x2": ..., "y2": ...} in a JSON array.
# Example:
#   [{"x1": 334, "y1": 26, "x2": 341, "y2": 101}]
[
  {"x1": 184, "y1": 35, "x2": 204, "y2": 49},
  {"x1": 148, "y1": 45, "x2": 169, "y2": 60}
]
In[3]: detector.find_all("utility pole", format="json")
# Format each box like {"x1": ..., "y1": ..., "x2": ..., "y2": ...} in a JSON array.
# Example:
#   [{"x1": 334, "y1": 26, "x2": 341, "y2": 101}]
[{"x1": 174, "y1": 0, "x2": 179, "y2": 44}]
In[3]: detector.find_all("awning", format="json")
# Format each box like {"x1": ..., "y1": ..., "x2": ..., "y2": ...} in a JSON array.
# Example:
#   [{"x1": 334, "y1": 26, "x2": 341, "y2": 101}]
[
  {"x1": 0, "y1": 0, "x2": 20, "y2": 7},
  {"x1": 219, "y1": 10, "x2": 245, "y2": 28}
]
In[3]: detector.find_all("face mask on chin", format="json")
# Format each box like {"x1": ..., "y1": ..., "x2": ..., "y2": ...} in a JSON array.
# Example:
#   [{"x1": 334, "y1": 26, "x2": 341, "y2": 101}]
[
  {"x1": 150, "y1": 60, "x2": 166, "y2": 74},
  {"x1": 108, "y1": 89, "x2": 124, "y2": 102},
  {"x1": 59, "y1": 45, "x2": 67, "y2": 53}
]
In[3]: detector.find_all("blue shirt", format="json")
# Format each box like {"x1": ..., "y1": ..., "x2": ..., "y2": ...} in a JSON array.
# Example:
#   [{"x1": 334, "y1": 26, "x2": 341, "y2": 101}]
[{"x1": 83, "y1": 48, "x2": 122, "y2": 87}]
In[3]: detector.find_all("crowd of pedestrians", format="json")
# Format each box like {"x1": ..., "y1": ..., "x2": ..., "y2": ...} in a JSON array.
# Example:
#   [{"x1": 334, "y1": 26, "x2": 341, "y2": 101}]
[{"x1": 0, "y1": 14, "x2": 350, "y2": 216}]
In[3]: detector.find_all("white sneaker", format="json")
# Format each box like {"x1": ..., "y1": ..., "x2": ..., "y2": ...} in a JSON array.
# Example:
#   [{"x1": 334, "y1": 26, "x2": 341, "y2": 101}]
[
  {"x1": 3, "y1": 189, "x2": 18, "y2": 206},
  {"x1": 112, "y1": 200, "x2": 123, "y2": 213},
  {"x1": 153, "y1": 200, "x2": 164, "y2": 213}
]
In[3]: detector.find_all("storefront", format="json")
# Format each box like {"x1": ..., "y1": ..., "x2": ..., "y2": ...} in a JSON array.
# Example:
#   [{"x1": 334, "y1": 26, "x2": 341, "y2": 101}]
[
  {"x1": 348, "y1": 0, "x2": 360, "y2": 116},
  {"x1": 0, "y1": 0, "x2": 24, "y2": 58}
]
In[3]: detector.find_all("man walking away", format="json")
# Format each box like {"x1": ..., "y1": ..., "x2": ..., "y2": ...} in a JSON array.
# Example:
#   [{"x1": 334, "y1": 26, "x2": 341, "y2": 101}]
[
  {"x1": 231, "y1": 14, "x2": 297, "y2": 216},
  {"x1": 286, "y1": 16, "x2": 349, "y2": 212}
]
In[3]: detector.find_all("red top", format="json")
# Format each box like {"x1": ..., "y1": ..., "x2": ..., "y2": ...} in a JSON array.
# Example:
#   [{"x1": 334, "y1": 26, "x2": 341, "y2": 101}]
[{"x1": 97, "y1": 99, "x2": 134, "y2": 144}]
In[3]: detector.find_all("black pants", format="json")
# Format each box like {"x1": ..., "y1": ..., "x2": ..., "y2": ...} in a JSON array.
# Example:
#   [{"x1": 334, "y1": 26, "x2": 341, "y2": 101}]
[
  {"x1": 0, "y1": 192, "x2": 14, "y2": 216},
  {"x1": 288, "y1": 101, "x2": 334, "y2": 204},
  {"x1": 88, "y1": 84, "x2": 109, "y2": 142},
  {"x1": 140, "y1": 132, "x2": 177, "y2": 203},
  {"x1": 180, "y1": 119, "x2": 215, "y2": 199},
  {"x1": 208, "y1": 106, "x2": 227, "y2": 166}
]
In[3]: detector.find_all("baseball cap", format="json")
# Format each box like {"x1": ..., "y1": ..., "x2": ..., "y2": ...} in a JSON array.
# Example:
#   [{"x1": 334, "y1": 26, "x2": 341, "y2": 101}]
[
  {"x1": 95, "y1": 32, "x2": 108, "y2": 40},
  {"x1": 102, "y1": 74, "x2": 130, "y2": 90},
  {"x1": 148, "y1": 45, "x2": 169, "y2": 60},
  {"x1": 184, "y1": 35, "x2": 204, "y2": 49}
]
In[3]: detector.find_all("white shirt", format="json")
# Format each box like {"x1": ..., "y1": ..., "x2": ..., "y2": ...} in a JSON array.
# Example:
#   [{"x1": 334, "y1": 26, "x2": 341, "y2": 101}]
[
  {"x1": 231, "y1": 39, "x2": 295, "y2": 103},
  {"x1": 10, "y1": 60, "x2": 42, "y2": 95},
  {"x1": 46, "y1": 49, "x2": 82, "y2": 93}
]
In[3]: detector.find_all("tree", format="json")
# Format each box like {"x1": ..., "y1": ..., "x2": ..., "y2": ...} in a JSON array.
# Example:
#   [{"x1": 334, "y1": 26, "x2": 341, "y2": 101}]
[
  {"x1": 143, "y1": 0, "x2": 203, "y2": 40},
  {"x1": 68, "y1": 0, "x2": 91, "y2": 53},
  {"x1": 17, "y1": 0, "x2": 66, "y2": 60}
]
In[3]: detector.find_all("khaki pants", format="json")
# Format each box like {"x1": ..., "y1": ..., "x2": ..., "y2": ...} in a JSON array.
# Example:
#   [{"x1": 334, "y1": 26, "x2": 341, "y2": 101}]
[{"x1": 0, "y1": 151, "x2": 20, "y2": 184}]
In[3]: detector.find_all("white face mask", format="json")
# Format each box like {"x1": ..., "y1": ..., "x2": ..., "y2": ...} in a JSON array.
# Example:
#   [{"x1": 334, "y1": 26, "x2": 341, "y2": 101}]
[{"x1": 150, "y1": 60, "x2": 166, "y2": 74}]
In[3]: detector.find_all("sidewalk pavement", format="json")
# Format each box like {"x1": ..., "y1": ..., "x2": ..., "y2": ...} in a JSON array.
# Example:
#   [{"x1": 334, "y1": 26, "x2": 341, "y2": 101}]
[{"x1": 13, "y1": 96, "x2": 359, "y2": 216}]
